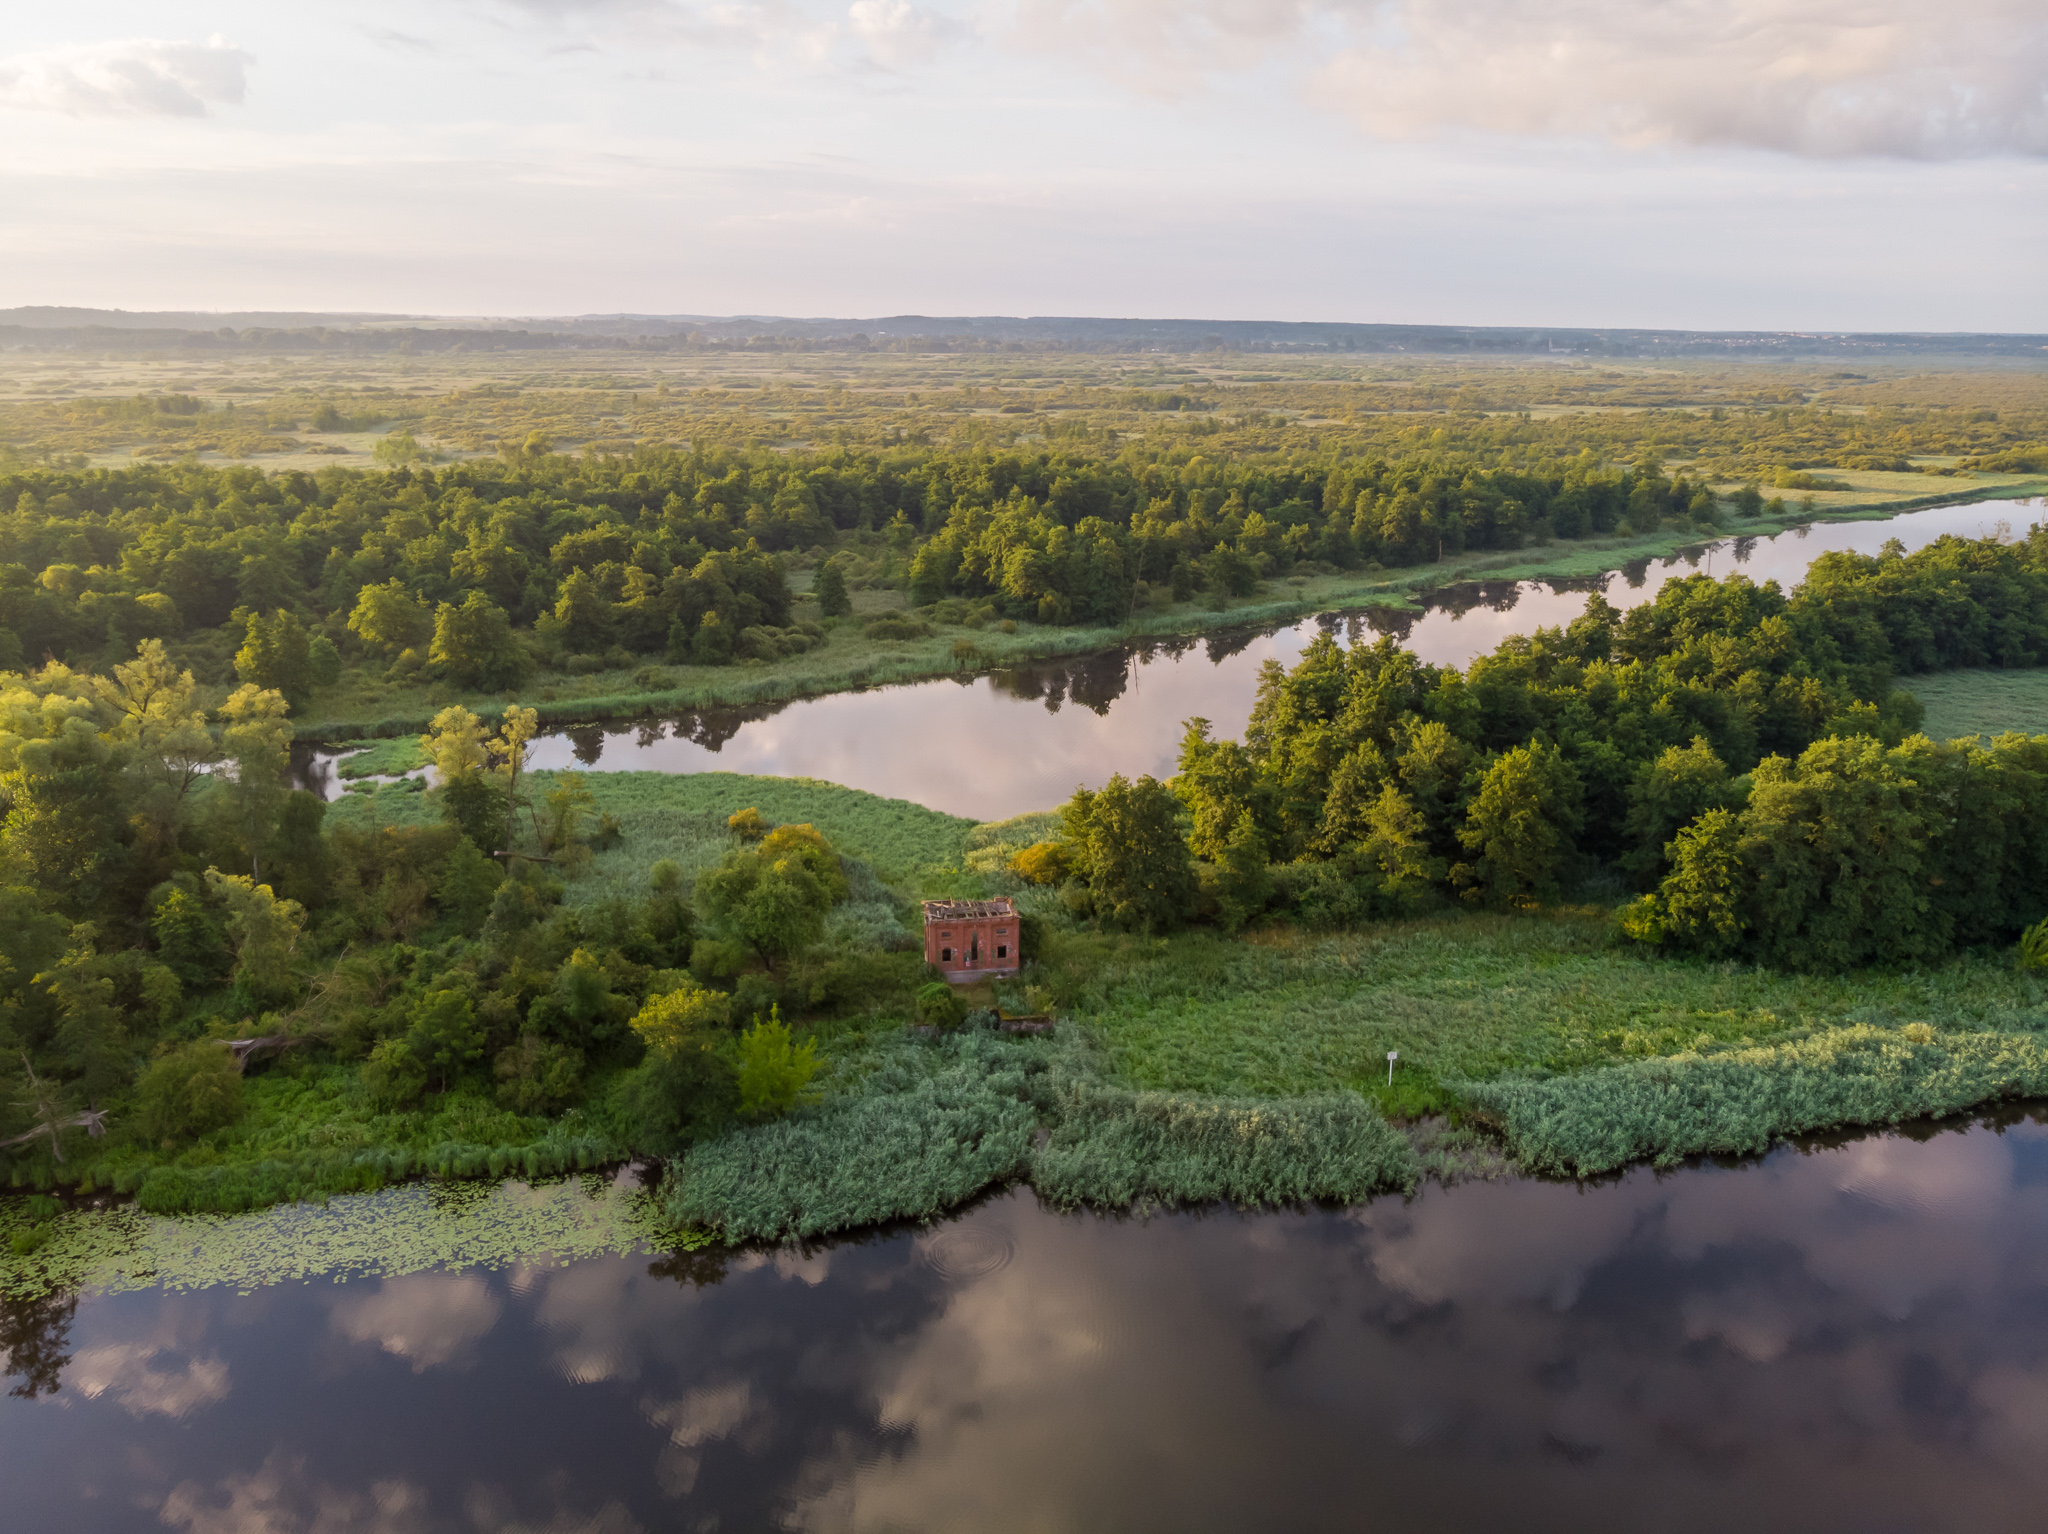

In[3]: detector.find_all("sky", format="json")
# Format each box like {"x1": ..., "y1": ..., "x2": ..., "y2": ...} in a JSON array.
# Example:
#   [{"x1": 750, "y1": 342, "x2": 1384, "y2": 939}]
[{"x1": 0, "y1": 0, "x2": 2044, "y2": 329}]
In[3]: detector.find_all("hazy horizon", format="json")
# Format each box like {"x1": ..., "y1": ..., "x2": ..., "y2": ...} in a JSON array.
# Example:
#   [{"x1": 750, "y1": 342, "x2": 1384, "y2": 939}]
[{"x1": 3, "y1": 2, "x2": 2044, "y2": 331}]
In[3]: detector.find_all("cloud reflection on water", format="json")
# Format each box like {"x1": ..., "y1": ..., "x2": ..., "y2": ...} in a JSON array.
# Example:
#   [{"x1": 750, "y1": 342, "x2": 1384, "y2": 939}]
[{"x1": 12, "y1": 1109, "x2": 2048, "y2": 1530}]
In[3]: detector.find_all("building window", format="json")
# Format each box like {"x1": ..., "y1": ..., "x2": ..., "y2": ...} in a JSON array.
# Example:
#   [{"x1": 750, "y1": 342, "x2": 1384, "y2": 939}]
[
  {"x1": 996, "y1": 945, "x2": 1008, "y2": 959},
  {"x1": 940, "y1": 947, "x2": 952, "y2": 962}
]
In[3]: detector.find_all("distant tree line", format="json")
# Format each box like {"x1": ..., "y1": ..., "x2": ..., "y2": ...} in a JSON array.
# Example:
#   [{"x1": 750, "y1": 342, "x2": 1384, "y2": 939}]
[{"x1": 0, "y1": 446, "x2": 1782, "y2": 700}]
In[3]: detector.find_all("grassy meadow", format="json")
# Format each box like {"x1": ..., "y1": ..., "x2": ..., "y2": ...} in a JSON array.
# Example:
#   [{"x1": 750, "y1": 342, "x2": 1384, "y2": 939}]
[{"x1": 1908, "y1": 667, "x2": 2048, "y2": 742}]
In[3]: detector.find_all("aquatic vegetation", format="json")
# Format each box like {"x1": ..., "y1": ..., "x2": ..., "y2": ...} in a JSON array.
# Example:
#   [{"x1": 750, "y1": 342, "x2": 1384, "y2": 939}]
[
  {"x1": 333, "y1": 737, "x2": 430, "y2": 779},
  {"x1": 0, "y1": 1173, "x2": 669, "y2": 1300},
  {"x1": 1032, "y1": 1084, "x2": 1417, "y2": 1209},
  {"x1": 667, "y1": 1033, "x2": 1044, "y2": 1241},
  {"x1": 1465, "y1": 1023, "x2": 2048, "y2": 1177}
]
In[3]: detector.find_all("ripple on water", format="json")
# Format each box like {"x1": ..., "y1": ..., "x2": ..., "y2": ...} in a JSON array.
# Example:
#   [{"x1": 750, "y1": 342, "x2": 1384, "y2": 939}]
[{"x1": 919, "y1": 1223, "x2": 1015, "y2": 1283}]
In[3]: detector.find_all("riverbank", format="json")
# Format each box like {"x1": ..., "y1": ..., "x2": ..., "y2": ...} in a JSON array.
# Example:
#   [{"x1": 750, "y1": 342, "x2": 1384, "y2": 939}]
[
  {"x1": 291, "y1": 478, "x2": 2048, "y2": 743},
  {"x1": 10, "y1": 762, "x2": 2048, "y2": 1258}
]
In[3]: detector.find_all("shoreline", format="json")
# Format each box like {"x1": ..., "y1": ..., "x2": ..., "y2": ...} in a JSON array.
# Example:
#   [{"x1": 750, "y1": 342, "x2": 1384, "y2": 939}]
[{"x1": 294, "y1": 480, "x2": 2048, "y2": 744}]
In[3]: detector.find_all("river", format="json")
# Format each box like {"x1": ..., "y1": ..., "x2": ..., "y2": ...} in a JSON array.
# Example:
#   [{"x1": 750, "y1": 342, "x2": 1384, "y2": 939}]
[
  {"x1": 9, "y1": 1107, "x2": 2048, "y2": 1532},
  {"x1": 305, "y1": 496, "x2": 2043, "y2": 821}
]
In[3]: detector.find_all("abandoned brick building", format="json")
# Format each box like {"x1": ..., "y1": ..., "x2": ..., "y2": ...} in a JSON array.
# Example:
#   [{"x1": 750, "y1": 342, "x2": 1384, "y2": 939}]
[{"x1": 922, "y1": 897, "x2": 1021, "y2": 983}]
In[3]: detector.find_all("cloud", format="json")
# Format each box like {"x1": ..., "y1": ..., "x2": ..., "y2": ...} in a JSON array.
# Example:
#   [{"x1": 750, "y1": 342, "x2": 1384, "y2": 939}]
[
  {"x1": 70, "y1": 1340, "x2": 231, "y2": 1419},
  {"x1": 1010, "y1": 0, "x2": 2047, "y2": 157},
  {"x1": 330, "y1": 1273, "x2": 502, "y2": 1371},
  {"x1": 159, "y1": 1452, "x2": 429, "y2": 1534},
  {"x1": 0, "y1": 37, "x2": 253, "y2": 118},
  {"x1": 1317, "y1": 0, "x2": 2048, "y2": 158},
  {"x1": 847, "y1": 0, "x2": 963, "y2": 68}
]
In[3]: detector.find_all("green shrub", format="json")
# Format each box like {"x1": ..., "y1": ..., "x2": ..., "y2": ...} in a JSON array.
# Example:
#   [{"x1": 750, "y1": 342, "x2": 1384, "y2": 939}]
[
  {"x1": 916, "y1": 981, "x2": 965, "y2": 1029},
  {"x1": 734, "y1": 1007, "x2": 821, "y2": 1120},
  {"x1": 493, "y1": 1032, "x2": 585, "y2": 1114},
  {"x1": 134, "y1": 1042, "x2": 245, "y2": 1146},
  {"x1": 2019, "y1": 918, "x2": 2048, "y2": 974},
  {"x1": 862, "y1": 613, "x2": 931, "y2": 641}
]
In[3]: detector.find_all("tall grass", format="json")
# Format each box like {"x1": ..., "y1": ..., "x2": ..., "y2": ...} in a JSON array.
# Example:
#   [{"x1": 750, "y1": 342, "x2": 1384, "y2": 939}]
[
  {"x1": 666, "y1": 1033, "x2": 1044, "y2": 1240},
  {"x1": 667, "y1": 1025, "x2": 1419, "y2": 1242},
  {"x1": 1908, "y1": 667, "x2": 2048, "y2": 742},
  {"x1": 1032, "y1": 1083, "x2": 1417, "y2": 1209},
  {"x1": 1463, "y1": 1023, "x2": 2048, "y2": 1177},
  {"x1": 1032, "y1": 915, "x2": 2048, "y2": 1098}
]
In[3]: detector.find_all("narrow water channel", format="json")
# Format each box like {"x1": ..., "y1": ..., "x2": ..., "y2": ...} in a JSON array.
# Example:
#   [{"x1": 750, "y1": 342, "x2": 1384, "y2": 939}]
[
  {"x1": 298, "y1": 496, "x2": 2042, "y2": 820},
  {"x1": 9, "y1": 1107, "x2": 2048, "y2": 1532}
]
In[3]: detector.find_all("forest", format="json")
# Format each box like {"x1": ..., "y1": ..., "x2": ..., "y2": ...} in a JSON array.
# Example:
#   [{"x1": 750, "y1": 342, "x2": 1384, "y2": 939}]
[
  {"x1": 2, "y1": 344, "x2": 2047, "y2": 1248},
  {"x1": 0, "y1": 439, "x2": 2028, "y2": 719},
  {"x1": 4, "y1": 511, "x2": 2047, "y2": 1231}
]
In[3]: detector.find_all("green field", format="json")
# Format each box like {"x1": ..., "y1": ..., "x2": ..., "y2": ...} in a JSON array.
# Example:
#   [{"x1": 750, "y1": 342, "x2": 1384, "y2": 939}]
[
  {"x1": 1023, "y1": 912, "x2": 2047, "y2": 1112},
  {"x1": 326, "y1": 767, "x2": 978, "y2": 896},
  {"x1": 1908, "y1": 667, "x2": 2048, "y2": 741}
]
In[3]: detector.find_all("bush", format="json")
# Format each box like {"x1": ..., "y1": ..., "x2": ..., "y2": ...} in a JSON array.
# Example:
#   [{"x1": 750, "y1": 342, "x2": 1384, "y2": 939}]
[
  {"x1": 734, "y1": 1008, "x2": 822, "y2": 1120},
  {"x1": 916, "y1": 981, "x2": 966, "y2": 1029},
  {"x1": 1010, "y1": 841, "x2": 1070, "y2": 885},
  {"x1": 863, "y1": 613, "x2": 931, "y2": 641},
  {"x1": 2020, "y1": 918, "x2": 2048, "y2": 974},
  {"x1": 363, "y1": 1036, "x2": 428, "y2": 1108},
  {"x1": 135, "y1": 1042, "x2": 245, "y2": 1146},
  {"x1": 494, "y1": 1032, "x2": 585, "y2": 1114}
]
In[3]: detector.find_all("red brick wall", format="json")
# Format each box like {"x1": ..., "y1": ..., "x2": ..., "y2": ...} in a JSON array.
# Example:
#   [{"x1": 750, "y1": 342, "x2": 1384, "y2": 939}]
[{"x1": 924, "y1": 916, "x2": 1020, "y2": 976}]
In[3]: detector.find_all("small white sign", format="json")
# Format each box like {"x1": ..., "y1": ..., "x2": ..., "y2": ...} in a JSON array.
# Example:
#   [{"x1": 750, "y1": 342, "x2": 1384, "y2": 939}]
[{"x1": 1386, "y1": 1050, "x2": 1399, "y2": 1086}]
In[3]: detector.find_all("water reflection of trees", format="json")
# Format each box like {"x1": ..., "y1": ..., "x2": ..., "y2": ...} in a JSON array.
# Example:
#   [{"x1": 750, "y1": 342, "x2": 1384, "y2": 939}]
[
  {"x1": 548, "y1": 699, "x2": 803, "y2": 765},
  {"x1": 0, "y1": 1286, "x2": 76, "y2": 1399}
]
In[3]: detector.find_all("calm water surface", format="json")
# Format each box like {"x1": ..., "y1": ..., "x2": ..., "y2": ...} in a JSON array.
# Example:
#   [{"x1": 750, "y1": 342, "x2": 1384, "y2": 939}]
[
  {"x1": 10, "y1": 1110, "x2": 2048, "y2": 1532},
  {"x1": 305, "y1": 497, "x2": 2040, "y2": 820}
]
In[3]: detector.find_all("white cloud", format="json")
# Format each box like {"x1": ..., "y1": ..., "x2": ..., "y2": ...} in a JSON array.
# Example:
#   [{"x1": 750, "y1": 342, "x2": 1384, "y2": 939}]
[
  {"x1": 1010, "y1": 0, "x2": 2048, "y2": 157},
  {"x1": 1320, "y1": 0, "x2": 2048, "y2": 158},
  {"x1": 70, "y1": 1340, "x2": 231, "y2": 1419},
  {"x1": 848, "y1": 0, "x2": 961, "y2": 68},
  {"x1": 0, "y1": 37, "x2": 253, "y2": 118},
  {"x1": 330, "y1": 1273, "x2": 502, "y2": 1371},
  {"x1": 159, "y1": 1452, "x2": 429, "y2": 1534}
]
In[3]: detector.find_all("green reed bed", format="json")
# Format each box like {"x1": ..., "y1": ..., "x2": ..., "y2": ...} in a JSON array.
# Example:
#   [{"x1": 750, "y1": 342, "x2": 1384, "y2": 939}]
[
  {"x1": 1031, "y1": 1084, "x2": 1417, "y2": 1210},
  {"x1": 1465, "y1": 1023, "x2": 2048, "y2": 1177},
  {"x1": 666, "y1": 1033, "x2": 1043, "y2": 1241},
  {"x1": 667, "y1": 1027, "x2": 1420, "y2": 1242}
]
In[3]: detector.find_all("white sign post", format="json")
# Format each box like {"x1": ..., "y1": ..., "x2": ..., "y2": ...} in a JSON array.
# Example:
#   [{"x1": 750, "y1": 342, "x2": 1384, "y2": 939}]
[{"x1": 1386, "y1": 1050, "x2": 1399, "y2": 1087}]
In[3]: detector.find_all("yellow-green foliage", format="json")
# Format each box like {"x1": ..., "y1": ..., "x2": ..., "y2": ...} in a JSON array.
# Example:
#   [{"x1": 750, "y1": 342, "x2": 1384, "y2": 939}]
[
  {"x1": 1465, "y1": 1023, "x2": 2048, "y2": 1177},
  {"x1": 1009, "y1": 841, "x2": 1071, "y2": 885}
]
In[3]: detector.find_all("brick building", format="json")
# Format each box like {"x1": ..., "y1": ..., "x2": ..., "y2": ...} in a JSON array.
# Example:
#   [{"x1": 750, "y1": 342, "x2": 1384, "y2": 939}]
[{"x1": 923, "y1": 897, "x2": 1021, "y2": 983}]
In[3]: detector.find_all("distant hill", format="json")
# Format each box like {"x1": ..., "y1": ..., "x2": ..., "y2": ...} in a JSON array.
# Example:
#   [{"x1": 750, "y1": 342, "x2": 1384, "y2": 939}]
[{"x1": 2, "y1": 307, "x2": 2043, "y2": 356}]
